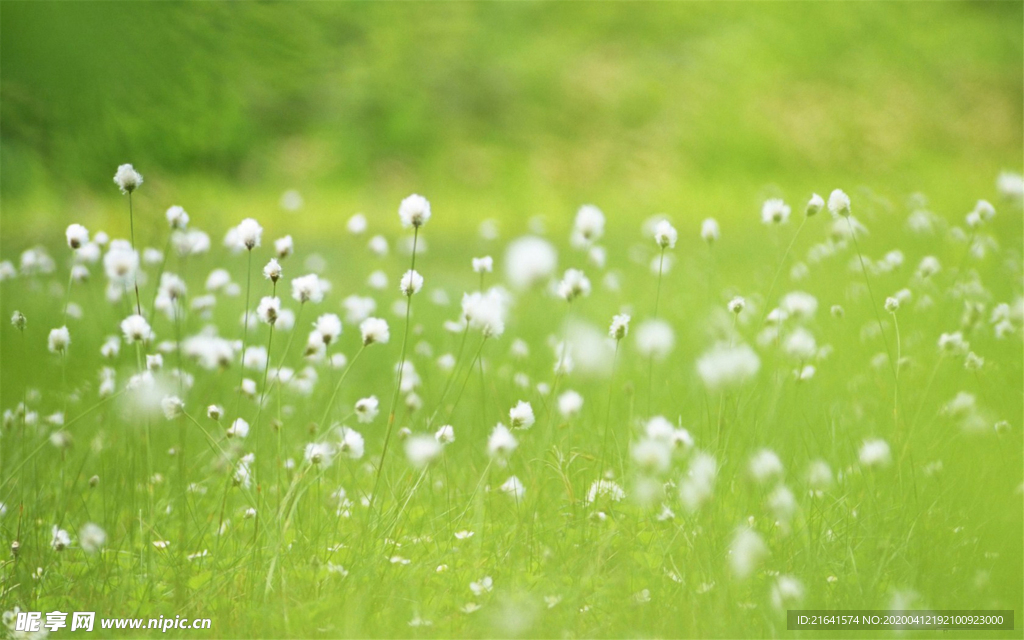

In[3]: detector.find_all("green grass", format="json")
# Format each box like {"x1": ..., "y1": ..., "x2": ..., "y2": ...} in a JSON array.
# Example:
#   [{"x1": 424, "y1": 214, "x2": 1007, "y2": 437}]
[{"x1": 0, "y1": 179, "x2": 1021, "y2": 638}]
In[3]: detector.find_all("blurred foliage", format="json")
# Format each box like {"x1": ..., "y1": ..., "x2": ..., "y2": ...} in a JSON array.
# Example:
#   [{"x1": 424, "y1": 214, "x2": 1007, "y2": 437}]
[{"x1": 1, "y1": 2, "x2": 1021, "y2": 221}]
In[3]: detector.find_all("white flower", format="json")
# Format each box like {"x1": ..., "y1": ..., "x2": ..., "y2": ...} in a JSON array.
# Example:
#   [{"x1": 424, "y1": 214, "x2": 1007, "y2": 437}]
[
  {"x1": 782, "y1": 328, "x2": 816, "y2": 361},
  {"x1": 291, "y1": 274, "x2": 324, "y2": 304},
  {"x1": 336, "y1": 427, "x2": 365, "y2": 459},
  {"x1": 257, "y1": 296, "x2": 281, "y2": 326},
  {"x1": 400, "y1": 269, "x2": 424, "y2": 296},
  {"x1": 51, "y1": 525, "x2": 71, "y2": 551},
  {"x1": 435, "y1": 424, "x2": 455, "y2": 444},
  {"x1": 557, "y1": 390, "x2": 583, "y2": 418},
  {"x1": 165, "y1": 206, "x2": 189, "y2": 230},
  {"x1": 227, "y1": 418, "x2": 250, "y2": 439},
  {"x1": 771, "y1": 575, "x2": 805, "y2": 611},
  {"x1": 103, "y1": 240, "x2": 139, "y2": 285},
  {"x1": 729, "y1": 528, "x2": 767, "y2": 580},
  {"x1": 749, "y1": 449, "x2": 784, "y2": 484},
  {"x1": 859, "y1": 439, "x2": 891, "y2": 468},
  {"x1": 304, "y1": 441, "x2": 334, "y2": 467},
  {"x1": 398, "y1": 193, "x2": 431, "y2": 228},
  {"x1": 573, "y1": 204, "x2": 605, "y2": 246},
  {"x1": 349, "y1": 396, "x2": 378, "y2": 424},
  {"x1": 635, "y1": 319, "x2": 674, "y2": 360},
  {"x1": 728, "y1": 296, "x2": 746, "y2": 314},
  {"x1": 692, "y1": 222, "x2": 717, "y2": 252},
  {"x1": 884, "y1": 296, "x2": 900, "y2": 313},
  {"x1": 66, "y1": 224, "x2": 89, "y2": 249},
  {"x1": 207, "y1": 405, "x2": 223, "y2": 420},
  {"x1": 487, "y1": 423, "x2": 518, "y2": 459},
  {"x1": 236, "y1": 218, "x2": 263, "y2": 250},
  {"x1": 557, "y1": 268, "x2": 591, "y2": 302},
  {"x1": 461, "y1": 288, "x2": 509, "y2": 338},
  {"x1": 470, "y1": 576, "x2": 493, "y2": 596},
  {"x1": 121, "y1": 314, "x2": 153, "y2": 343},
  {"x1": 697, "y1": 343, "x2": 761, "y2": 391},
  {"x1": 472, "y1": 256, "x2": 493, "y2": 273},
  {"x1": 342, "y1": 295, "x2": 377, "y2": 324},
  {"x1": 653, "y1": 219, "x2": 678, "y2": 249},
  {"x1": 161, "y1": 396, "x2": 184, "y2": 420},
  {"x1": 499, "y1": 476, "x2": 525, "y2": 500},
  {"x1": 805, "y1": 193, "x2": 825, "y2": 217},
  {"x1": 263, "y1": 258, "x2": 282, "y2": 282},
  {"x1": 828, "y1": 189, "x2": 851, "y2": 217},
  {"x1": 631, "y1": 438, "x2": 671, "y2": 473},
  {"x1": 79, "y1": 523, "x2": 107, "y2": 554},
  {"x1": 997, "y1": 171, "x2": 1024, "y2": 200},
  {"x1": 405, "y1": 434, "x2": 442, "y2": 468},
  {"x1": 48, "y1": 326, "x2": 71, "y2": 353},
  {"x1": 586, "y1": 479, "x2": 626, "y2": 503},
  {"x1": 274, "y1": 235, "x2": 294, "y2": 259},
  {"x1": 679, "y1": 453, "x2": 718, "y2": 512},
  {"x1": 113, "y1": 163, "x2": 143, "y2": 193},
  {"x1": 314, "y1": 314, "x2": 343, "y2": 345},
  {"x1": 360, "y1": 317, "x2": 390, "y2": 346},
  {"x1": 806, "y1": 460, "x2": 833, "y2": 493},
  {"x1": 504, "y1": 236, "x2": 557, "y2": 289},
  {"x1": 609, "y1": 313, "x2": 631, "y2": 340},
  {"x1": 761, "y1": 199, "x2": 791, "y2": 224},
  {"x1": 347, "y1": 213, "x2": 368, "y2": 234},
  {"x1": 509, "y1": 401, "x2": 535, "y2": 429}
]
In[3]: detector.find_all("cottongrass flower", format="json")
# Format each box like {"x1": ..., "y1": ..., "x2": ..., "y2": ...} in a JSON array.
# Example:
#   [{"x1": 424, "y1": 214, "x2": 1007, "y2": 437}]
[
  {"x1": 728, "y1": 528, "x2": 767, "y2": 580},
  {"x1": 504, "y1": 236, "x2": 558, "y2": 289},
  {"x1": 291, "y1": 274, "x2": 324, "y2": 304},
  {"x1": 487, "y1": 423, "x2": 518, "y2": 459},
  {"x1": 304, "y1": 442, "x2": 334, "y2": 467},
  {"x1": 274, "y1": 235, "x2": 294, "y2": 259},
  {"x1": 461, "y1": 288, "x2": 509, "y2": 337},
  {"x1": 509, "y1": 400, "x2": 535, "y2": 429},
  {"x1": 113, "y1": 163, "x2": 143, "y2": 194},
  {"x1": 679, "y1": 452, "x2": 717, "y2": 512},
  {"x1": 806, "y1": 193, "x2": 825, "y2": 217},
  {"x1": 557, "y1": 268, "x2": 591, "y2": 302},
  {"x1": 404, "y1": 434, "x2": 442, "y2": 468},
  {"x1": 609, "y1": 313, "x2": 630, "y2": 340},
  {"x1": 263, "y1": 259, "x2": 282, "y2": 283},
  {"x1": 121, "y1": 314, "x2": 153, "y2": 343},
  {"x1": 398, "y1": 193, "x2": 431, "y2": 229},
  {"x1": 470, "y1": 576, "x2": 494, "y2": 596},
  {"x1": 728, "y1": 297, "x2": 746, "y2": 314},
  {"x1": 161, "y1": 396, "x2": 184, "y2": 420},
  {"x1": 770, "y1": 575, "x2": 805, "y2": 611},
  {"x1": 557, "y1": 390, "x2": 583, "y2": 418},
  {"x1": 828, "y1": 189, "x2": 851, "y2": 217},
  {"x1": 783, "y1": 328, "x2": 817, "y2": 361},
  {"x1": 654, "y1": 220, "x2": 678, "y2": 249},
  {"x1": 701, "y1": 218, "x2": 720, "y2": 244},
  {"x1": 749, "y1": 449, "x2": 784, "y2": 484},
  {"x1": 806, "y1": 460, "x2": 834, "y2": 495},
  {"x1": 257, "y1": 296, "x2": 281, "y2": 326},
  {"x1": 355, "y1": 396, "x2": 379, "y2": 423},
  {"x1": 472, "y1": 256, "x2": 493, "y2": 273},
  {"x1": 227, "y1": 418, "x2": 250, "y2": 439},
  {"x1": 66, "y1": 224, "x2": 89, "y2": 249},
  {"x1": 347, "y1": 213, "x2": 367, "y2": 234},
  {"x1": 631, "y1": 438, "x2": 671, "y2": 474},
  {"x1": 51, "y1": 525, "x2": 71, "y2": 551},
  {"x1": 314, "y1": 314, "x2": 343, "y2": 345},
  {"x1": 885, "y1": 296, "x2": 900, "y2": 313},
  {"x1": 236, "y1": 218, "x2": 263, "y2": 250},
  {"x1": 586, "y1": 479, "x2": 626, "y2": 504},
  {"x1": 499, "y1": 476, "x2": 525, "y2": 500},
  {"x1": 435, "y1": 424, "x2": 455, "y2": 444},
  {"x1": 207, "y1": 405, "x2": 223, "y2": 420},
  {"x1": 336, "y1": 427, "x2": 365, "y2": 459},
  {"x1": 696, "y1": 343, "x2": 761, "y2": 391},
  {"x1": 11, "y1": 311, "x2": 26, "y2": 331},
  {"x1": 360, "y1": 317, "x2": 390, "y2": 346},
  {"x1": 781, "y1": 291, "x2": 818, "y2": 319},
  {"x1": 573, "y1": 204, "x2": 605, "y2": 246},
  {"x1": 48, "y1": 326, "x2": 71, "y2": 353},
  {"x1": 635, "y1": 319, "x2": 675, "y2": 360},
  {"x1": 761, "y1": 199, "x2": 791, "y2": 224},
  {"x1": 165, "y1": 205, "x2": 189, "y2": 230},
  {"x1": 78, "y1": 523, "x2": 107, "y2": 554},
  {"x1": 400, "y1": 269, "x2": 424, "y2": 296},
  {"x1": 859, "y1": 439, "x2": 892, "y2": 468}
]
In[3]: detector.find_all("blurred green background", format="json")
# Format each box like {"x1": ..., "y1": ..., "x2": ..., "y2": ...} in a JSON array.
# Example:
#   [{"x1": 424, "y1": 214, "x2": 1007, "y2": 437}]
[{"x1": 1, "y1": 1, "x2": 1021, "y2": 241}]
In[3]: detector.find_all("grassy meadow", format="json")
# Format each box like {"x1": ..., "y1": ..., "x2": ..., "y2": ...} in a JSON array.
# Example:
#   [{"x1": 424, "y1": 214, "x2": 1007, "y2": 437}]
[{"x1": 1, "y1": 3, "x2": 1022, "y2": 639}]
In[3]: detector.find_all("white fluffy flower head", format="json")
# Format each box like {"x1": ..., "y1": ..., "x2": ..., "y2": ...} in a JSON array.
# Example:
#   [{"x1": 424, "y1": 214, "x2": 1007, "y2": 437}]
[
  {"x1": 398, "y1": 193, "x2": 431, "y2": 228},
  {"x1": 114, "y1": 164, "x2": 143, "y2": 194}
]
